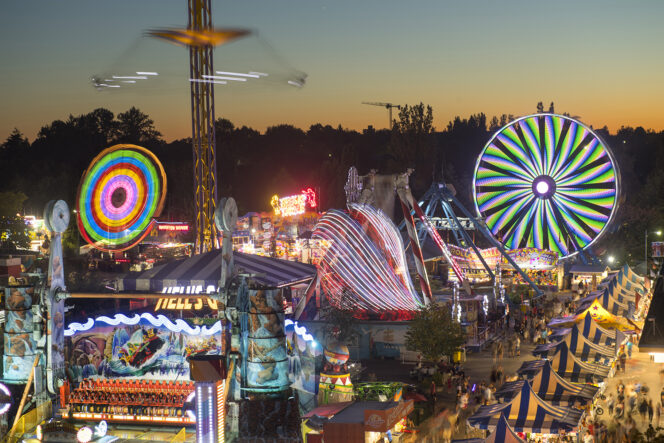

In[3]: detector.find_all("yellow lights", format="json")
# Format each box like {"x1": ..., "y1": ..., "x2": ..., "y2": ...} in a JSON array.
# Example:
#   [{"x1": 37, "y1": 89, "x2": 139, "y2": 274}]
[
  {"x1": 147, "y1": 28, "x2": 250, "y2": 48},
  {"x1": 271, "y1": 189, "x2": 318, "y2": 217},
  {"x1": 154, "y1": 296, "x2": 218, "y2": 312}
]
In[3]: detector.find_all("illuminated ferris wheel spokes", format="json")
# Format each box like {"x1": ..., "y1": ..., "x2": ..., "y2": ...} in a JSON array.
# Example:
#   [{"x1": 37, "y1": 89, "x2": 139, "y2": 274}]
[{"x1": 474, "y1": 114, "x2": 619, "y2": 258}]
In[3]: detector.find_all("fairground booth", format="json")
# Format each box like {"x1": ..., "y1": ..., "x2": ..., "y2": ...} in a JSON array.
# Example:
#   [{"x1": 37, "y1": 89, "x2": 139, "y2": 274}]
[
  {"x1": 568, "y1": 264, "x2": 611, "y2": 292},
  {"x1": 62, "y1": 249, "x2": 317, "y2": 429},
  {"x1": 467, "y1": 264, "x2": 652, "y2": 442},
  {"x1": 302, "y1": 400, "x2": 415, "y2": 443},
  {"x1": 231, "y1": 188, "x2": 324, "y2": 263},
  {"x1": 430, "y1": 244, "x2": 559, "y2": 291}
]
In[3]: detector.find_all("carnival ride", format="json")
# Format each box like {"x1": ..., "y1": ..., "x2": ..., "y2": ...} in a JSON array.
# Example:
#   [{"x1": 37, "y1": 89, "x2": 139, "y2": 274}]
[
  {"x1": 312, "y1": 204, "x2": 423, "y2": 318},
  {"x1": 400, "y1": 181, "x2": 544, "y2": 297},
  {"x1": 92, "y1": 0, "x2": 305, "y2": 254},
  {"x1": 473, "y1": 113, "x2": 619, "y2": 261},
  {"x1": 76, "y1": 144, "x2": 167, "y2": 252}
]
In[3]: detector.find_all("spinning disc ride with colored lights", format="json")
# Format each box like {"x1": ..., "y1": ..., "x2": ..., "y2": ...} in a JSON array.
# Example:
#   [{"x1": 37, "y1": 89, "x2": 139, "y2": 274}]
[
  {"x1": 473, "y1": 114, "x2": 619, "y2": 258},
  {"x1": 76, "y1": 144, "x2": 167, "y2": 252}
]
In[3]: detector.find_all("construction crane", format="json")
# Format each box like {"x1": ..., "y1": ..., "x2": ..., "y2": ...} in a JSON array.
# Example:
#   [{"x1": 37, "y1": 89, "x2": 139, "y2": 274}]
[{"x1": 362, "y1": 102, "x2": 401, "y2": 129}]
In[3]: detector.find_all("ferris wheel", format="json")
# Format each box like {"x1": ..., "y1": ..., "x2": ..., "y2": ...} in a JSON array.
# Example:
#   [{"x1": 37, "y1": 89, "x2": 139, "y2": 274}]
[{"x1": 473, "y1": 113, "x2": 620, "y2": 259}]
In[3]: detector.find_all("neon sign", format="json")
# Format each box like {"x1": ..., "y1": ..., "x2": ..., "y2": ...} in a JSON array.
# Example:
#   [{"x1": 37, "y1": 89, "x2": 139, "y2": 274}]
[
  {"x1": 155, "y1": 297, "x2": 218, "y2": 311},
  {"x1": 158, "y1": 223, "x2": 189, "y2": 231},
  {"x1": 271, "y1": 188, "x2": 317, "y2": 217}
]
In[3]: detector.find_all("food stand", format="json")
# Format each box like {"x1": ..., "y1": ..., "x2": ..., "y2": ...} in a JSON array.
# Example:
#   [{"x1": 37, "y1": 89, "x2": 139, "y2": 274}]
[{"x1": 321, "y1": 400, "x2": 415, "y2": 443}]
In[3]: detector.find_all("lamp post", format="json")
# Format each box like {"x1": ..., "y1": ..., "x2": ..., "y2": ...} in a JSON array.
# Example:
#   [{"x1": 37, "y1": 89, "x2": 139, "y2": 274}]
[{"x1": 645, "y1": 230, "x2": 662, "y2": 274}]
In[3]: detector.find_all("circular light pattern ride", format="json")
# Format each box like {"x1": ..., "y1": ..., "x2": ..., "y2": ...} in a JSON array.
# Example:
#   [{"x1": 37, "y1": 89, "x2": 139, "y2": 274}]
[
  {"x1": 76, "y1": 144, "x2": 167, "y2": 252},
  {"x1": 473, "y1": 114, "x2": 619, "y2": 258}
]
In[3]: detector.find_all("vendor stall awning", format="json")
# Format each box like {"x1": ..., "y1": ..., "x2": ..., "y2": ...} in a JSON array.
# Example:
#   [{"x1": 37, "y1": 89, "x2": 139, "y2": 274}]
[
  {"x1": 548, "y1": 341, "x2": 610, "y2": 383},
  {"x1": 549, "y1": 313, "x2": 617, "y2": 346},
  {"x1": 485, "y1": 414, "x2": 526, "y2": 443},
  {"x1": 548, "y1": 300, "x2": 639, "y2": 333},
  {"x1": 495, "y1": 360, "x2": 598, "y2": 407},
  {"x1": 468, "y1": 382, "x2": 581, "y2": 434},
  {"x1": 533, "y1": 325, "x2": 616, "y2": 365},
  {"x1": 569, "y1": 264, "x2": 608, "y2": 275},
  {"x1": 576, "y1": 288, "x2": 633, "y2": 320},
  {"x1": 117, "y1": 250, "x2": 317, "y2": 292}
]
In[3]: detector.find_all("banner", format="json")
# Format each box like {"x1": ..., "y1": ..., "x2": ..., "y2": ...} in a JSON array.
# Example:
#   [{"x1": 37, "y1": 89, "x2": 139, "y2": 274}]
[{"x1": 65, "y1": 317, "x2": 222, "y2": 382}]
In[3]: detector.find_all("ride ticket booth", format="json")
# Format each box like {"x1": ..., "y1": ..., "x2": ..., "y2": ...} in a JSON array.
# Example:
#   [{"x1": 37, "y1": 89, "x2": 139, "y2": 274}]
[{"x1": 321, "y1": 400, "x2": 414, "y2": 443}]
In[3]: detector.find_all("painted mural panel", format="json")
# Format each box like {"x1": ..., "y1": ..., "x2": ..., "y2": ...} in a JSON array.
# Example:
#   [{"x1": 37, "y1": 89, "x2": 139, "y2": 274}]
[
  {"x1": 4, "y1": 286, "x2": 37, "y2": 381},
  {"x1": 65, "y1": 315, "x2": 222, "y2": 382},
  {"x1": 244, "y1": 289, "x2": 289, "y2": 391}
]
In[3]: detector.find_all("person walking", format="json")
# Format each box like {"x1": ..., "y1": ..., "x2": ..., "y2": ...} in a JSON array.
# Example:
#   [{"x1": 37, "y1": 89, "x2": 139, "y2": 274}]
[
  {"x1": 639, "y1": 395, "x2": 648, "y2": 422},
  {"x1": 648, "y1": 397, "x2": 654, "y2": 424},
  {"x1": 607, "y1": 393, "x2": 615, "y2": 416},
  {"x1": 515, "y1": 336, "x2": 521, "y2": 357},
  {"x1": 626, "y1": 338, "x2": 633, "y2": 359},
  {"x1": 619, "y1": 351, "x2": 627, "y2": 373},
  {"x1": 615, "y1": 400, "x2": 624, "y2": 420},
  {"x1": 628, "y1": 391, "x2": 637, "y2": 416}
]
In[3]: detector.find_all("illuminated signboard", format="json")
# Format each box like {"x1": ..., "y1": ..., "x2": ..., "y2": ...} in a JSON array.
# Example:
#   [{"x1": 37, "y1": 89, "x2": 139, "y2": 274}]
[
  {"x1": 158, "y1": 223, "x2": 190, "y2": 231},
  {"x1": 271, "y1": 188, "x2": 317, "y2": 217},
  {"x1": 155, "y1": 297, "x2": 218, "y2": 311}
]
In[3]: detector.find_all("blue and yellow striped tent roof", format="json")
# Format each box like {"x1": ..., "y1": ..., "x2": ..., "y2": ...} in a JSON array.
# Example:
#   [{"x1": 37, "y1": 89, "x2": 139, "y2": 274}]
[
  {"x1": 600, "y1": 264, "x2": 646, "y2": 295},
  {"x1": 549, "y1": 313, "x2": 616, "y2": 346},
  {"x1": 548, "y1": 341, "x2": 610, "y2": 383},
  {"x1": 495, "y1": 360, "x2": 598, "y2": 407},
  {"x1": 533, "y1": 324, "x2": 616, "y2": 364},
  {"x1": 468, "y1": 381, "x2": 582, "y2": 434},
  {"x1": 576, "y1": 288, "x2": 633, "y2": 319},
  {"x1": 487, "y1": 414, "x2": 525, "y2": 443}
]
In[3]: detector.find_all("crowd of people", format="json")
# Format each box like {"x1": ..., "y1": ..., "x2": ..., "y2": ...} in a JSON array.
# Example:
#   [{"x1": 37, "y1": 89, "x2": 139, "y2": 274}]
[{"x1": 423, "y1": 293, "x2": 647, "y2": 442}]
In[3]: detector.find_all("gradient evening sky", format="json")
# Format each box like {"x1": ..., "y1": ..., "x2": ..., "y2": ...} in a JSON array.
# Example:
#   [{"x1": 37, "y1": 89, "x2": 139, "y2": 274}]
[{"x1": 1, "y1": 0, "x2": 663, "y2": 142}]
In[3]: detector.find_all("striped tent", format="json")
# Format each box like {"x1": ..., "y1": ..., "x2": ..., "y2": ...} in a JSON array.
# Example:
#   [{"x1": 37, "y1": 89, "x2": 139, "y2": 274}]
[
  {"x1": 533, "y1": 326, "x2": 615, "y2": 364},
  {"x1": 549, "y1": 313, "x2": 617, "y2": 346},
  {"x1": 548, "y1": 341, "x2": 610, "y2": 383},
  {"x1": 468, "y1": 382, "x2": 581, "y2": 434},
  {"x1": 495, "y1": 360, "x2": 598, "y2": 407},
  {"x1": 485, "y1": 414, "x2": 526, "y2": 443},
  {"x1": 576, "y1": 288, "x2": 633, "y2": 319},
  {"x1": 117, "y1": 250, "x2": 316, "y2": 291},
  {"x1": 547, "y1": 299, "x2": 639, "y2": 333},
  {"x1": 600, "y1": 264, "x2": 646, "y2": 295},
  {"x1": 452, "y1": 415, "x2": 526, "y2": 442}
]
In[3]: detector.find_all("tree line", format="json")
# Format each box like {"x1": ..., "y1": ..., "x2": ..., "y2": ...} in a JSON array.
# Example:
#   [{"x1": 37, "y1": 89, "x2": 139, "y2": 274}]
[{"x1": 1, "y1": 103, "x2": 663, "y2": 265}]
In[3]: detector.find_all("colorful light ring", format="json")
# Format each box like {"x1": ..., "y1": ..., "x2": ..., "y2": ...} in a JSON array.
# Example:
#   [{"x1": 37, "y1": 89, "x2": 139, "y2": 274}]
[
  {"x1": 473, "y1": 114, "x2": 619, "y2": 258},
  {"x1": 312, "y1": 209, "x2": 423, "y2": 315},
  {"x1": 77, "y1": 144, "x2": 167, "y2": 251}
]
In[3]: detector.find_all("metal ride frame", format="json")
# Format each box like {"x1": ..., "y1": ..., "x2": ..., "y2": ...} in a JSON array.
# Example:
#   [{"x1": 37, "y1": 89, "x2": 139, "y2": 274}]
[
  {"x1": 399, "y1": 182, "x2": 544, "y2": 298},
  {"x1": 189, "y1": 0, "x2": 218, "y2": 254}
]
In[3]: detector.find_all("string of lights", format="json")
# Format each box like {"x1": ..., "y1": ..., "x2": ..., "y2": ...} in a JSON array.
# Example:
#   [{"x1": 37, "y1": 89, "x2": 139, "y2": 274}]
[{"x1": 64, "y1": 313, "x2": 222, "y2": 337}]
